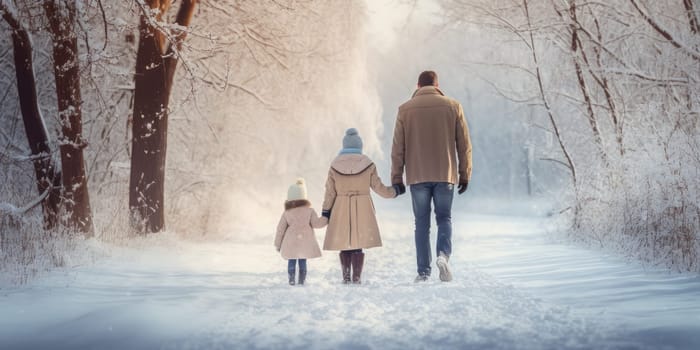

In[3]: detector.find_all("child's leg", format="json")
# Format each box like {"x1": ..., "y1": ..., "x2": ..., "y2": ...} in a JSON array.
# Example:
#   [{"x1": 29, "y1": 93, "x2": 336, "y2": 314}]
[
  {"x1": 298, "y1": 259, "x2": 307, "y2": 285},
  {"x1": 288, "y1": 259, "x2": 297, "y2": 285}
]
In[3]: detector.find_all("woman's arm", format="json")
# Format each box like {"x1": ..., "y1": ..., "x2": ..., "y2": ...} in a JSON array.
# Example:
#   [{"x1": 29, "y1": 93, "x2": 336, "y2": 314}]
[
  {"x1": 321, "y1": 169, "x2": 337, "y2": 216},
  {"x1": 370, "y1": 165, "x2": 398, "y2": 199}
]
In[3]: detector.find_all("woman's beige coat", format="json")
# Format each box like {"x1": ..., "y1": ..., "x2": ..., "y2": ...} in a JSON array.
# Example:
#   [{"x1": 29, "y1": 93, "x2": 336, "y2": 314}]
[
  {"x1": 274, "y1": 206, "x2": 325, "y2": 260},
  {"x1": 322, "y1": 154, "x2": 396, "y2": 251}
]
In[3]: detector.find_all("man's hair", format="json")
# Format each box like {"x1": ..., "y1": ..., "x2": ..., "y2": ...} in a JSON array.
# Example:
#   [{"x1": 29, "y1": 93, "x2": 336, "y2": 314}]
[{"x1": 417, "y1": 71, "x2": 438, "y2": 87}]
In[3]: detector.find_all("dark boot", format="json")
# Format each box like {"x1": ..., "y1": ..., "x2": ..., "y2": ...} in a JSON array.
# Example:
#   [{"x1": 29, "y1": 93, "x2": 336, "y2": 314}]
[
  {"x1": 351, "y1": 252, "x2": 365, "y2": 284},
  {"x1": 288, "y1": 268, "x2": 296, "y2": 286},
  {"x1": 298, "y1": 269, "x2": 306, "y2": 285},
  {"x1": 339, "y1": 252, "x2": 352, "y2": 284}
]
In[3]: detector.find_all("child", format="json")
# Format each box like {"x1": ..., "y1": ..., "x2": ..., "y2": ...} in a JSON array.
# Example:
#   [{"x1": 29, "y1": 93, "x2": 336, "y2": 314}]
[
  {"x1": 321, "y1": 128, "x2": 404, "y2": 284},
  {"x1": 274, "y1": 178, "x2": 326, "y2": 285}
]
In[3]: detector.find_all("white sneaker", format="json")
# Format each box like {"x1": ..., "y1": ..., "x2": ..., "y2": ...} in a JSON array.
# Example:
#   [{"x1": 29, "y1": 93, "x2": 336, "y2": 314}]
[{"x1": 436, "y1": 255, "x2": 452, "y2": 282}]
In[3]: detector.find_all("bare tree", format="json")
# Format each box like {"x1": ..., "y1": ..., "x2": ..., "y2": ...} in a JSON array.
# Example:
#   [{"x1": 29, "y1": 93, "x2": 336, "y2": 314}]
[
  {"x1": 522, "y1": 0, "x2": 577, "y2": 189},
  {"x1": 585, "y1": 8, "x2": 624, "y2": 157},
  {"x1": 1, "y1": 2, "x2": 61, "y2": 229},
  {"x1": 561, "y1": 0, "x2": 609, "y2": 167},
  {"x1": 129, "y1": 0, "x2": 198, "y2": 233},
  {"x1": 44, "y1": 0, "x2": 94, "y2": 236},
  {"x1": 444, "y1": 0, "x2": 700, "y2": 270},
  {"x1": 628, "y1": 0, "x2": 700, "y2": 61}
]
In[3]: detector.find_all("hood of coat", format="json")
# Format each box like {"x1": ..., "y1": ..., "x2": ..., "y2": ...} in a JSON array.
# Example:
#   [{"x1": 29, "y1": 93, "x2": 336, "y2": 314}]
[{"x1": 331, "y1": 154, "x2": 373, "y2": 175}]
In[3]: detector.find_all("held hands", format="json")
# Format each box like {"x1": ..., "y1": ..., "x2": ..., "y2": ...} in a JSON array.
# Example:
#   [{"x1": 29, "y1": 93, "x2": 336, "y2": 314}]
[
  {"x1": 458, "y1": 180, "x2": 469, "y2": 195},
  {"x1": 393, "y1": 183, "x2": 406, "y2": 197}
]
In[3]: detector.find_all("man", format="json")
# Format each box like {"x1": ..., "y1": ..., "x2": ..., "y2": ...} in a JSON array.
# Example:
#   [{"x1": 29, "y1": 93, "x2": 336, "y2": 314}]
[{"x1": 391, "y1": 70, "x2": 472, "y2": 282}]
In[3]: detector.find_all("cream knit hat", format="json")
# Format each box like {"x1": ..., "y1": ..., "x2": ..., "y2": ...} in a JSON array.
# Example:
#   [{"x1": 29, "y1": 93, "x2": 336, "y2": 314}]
[{"x1": 287, "y1": 178, "x2": 308, "y2": 201}]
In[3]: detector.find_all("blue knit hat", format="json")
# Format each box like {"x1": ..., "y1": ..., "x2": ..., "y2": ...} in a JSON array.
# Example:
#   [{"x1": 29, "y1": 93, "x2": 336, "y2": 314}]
[{"x1": 342, "y1": 128, "x2": 363, "y2": 152}]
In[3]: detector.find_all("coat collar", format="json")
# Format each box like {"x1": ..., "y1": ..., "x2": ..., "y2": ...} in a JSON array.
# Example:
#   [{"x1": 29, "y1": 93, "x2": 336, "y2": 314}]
[
  {"x1": 411, "y1": 86, "x2": 445, "y2": 98},
  {"x1": 285, "y1": 199, "x2": 310, "y2": 210}
]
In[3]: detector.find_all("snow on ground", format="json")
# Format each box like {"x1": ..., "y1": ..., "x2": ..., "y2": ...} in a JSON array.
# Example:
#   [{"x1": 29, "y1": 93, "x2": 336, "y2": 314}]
[{"x1": 1, "y1": 204, "x2": 699, "y2": 349}]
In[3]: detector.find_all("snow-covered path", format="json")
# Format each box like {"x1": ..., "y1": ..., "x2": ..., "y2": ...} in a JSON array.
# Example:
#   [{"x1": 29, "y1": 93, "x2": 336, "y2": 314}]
[
  {"x1": 1, "y1": 209, "x2": 699, "y2": 349},
  {"x1": 464, "y1": 214, "x2": 700, "y2": 349}
]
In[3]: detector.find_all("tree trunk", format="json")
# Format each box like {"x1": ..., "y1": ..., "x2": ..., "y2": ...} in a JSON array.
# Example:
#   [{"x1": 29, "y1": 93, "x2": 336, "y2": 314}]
[
  {"x1": 129, "y1": 0, "x2": 197, "y2": 233},
  {"x1": 2, "y1": 4, "x2": 61, "y2": 229},
  {"x1": 45, "y1": 0, "x2": 94, "y2": 236},
  {"x1": 130, "y1": 13, "x2": 169, "y2": 233}
]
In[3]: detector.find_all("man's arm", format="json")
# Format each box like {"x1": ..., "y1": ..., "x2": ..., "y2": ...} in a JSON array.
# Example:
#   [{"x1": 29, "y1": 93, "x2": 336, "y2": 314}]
[
  {"x1": 390, "y1": 113, "x2": 406, "y2": 185},
  {"x1": 455, "y1": 103, "x2": 472, "y2": 191}
]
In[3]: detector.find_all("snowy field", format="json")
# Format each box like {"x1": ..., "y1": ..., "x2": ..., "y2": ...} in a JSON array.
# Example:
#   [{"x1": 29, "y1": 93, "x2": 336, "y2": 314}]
[{"x1": 2, "y1": 205, "x2": 700, "y2": 350}]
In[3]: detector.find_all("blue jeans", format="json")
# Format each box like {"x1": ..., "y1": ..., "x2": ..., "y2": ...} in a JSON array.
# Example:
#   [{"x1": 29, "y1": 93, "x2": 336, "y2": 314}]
[
  {"x1": 410, "y1": 182, "x2": 454, "y2": 276},
  {"x1": 288, "y1": 259, "x2": 307, "y2": 273}
]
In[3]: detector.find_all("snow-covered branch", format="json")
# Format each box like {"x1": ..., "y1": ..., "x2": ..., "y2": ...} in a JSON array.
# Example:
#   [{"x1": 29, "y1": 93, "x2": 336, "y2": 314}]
[{"x1": 628, "y1": 0, "x2": 700, "y2": 61}]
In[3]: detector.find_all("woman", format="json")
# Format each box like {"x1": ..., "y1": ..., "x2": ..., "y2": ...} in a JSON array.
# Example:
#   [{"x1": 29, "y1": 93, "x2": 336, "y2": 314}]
[{"x1": 321, "y1": 128, "x2": 404, "y2": 284}]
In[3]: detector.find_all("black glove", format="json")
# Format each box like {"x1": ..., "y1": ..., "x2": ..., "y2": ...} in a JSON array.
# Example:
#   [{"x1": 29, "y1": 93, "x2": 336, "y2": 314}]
[
  {"x1": 321, "y1": 209, "x2": 331, "y2": 219},
  {"x1": 458, "y1": 181, "x2": 469, "y2": 195},
  {"x1": 393, "y1": 183, "x2": 406, "y2": 196}
]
